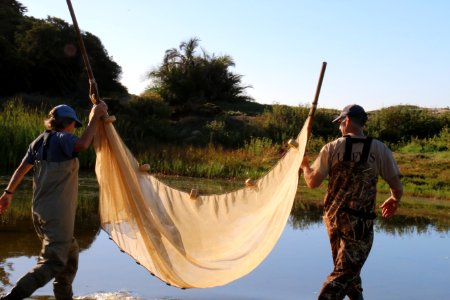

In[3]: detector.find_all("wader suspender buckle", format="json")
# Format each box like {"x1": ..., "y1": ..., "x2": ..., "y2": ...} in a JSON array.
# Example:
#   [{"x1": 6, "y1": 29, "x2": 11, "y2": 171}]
[{"x1": 343, "y1": 136, "x2": 373, "y2": 163}]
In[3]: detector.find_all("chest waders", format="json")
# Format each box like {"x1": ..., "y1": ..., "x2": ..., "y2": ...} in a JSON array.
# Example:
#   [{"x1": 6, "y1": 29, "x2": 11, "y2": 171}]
[
  {"x1": 11, "y1": 132, "x2": 80, "y2": 300},
  {"x1": 319, "y1": 136, "x2": 378, "y2": 300}
]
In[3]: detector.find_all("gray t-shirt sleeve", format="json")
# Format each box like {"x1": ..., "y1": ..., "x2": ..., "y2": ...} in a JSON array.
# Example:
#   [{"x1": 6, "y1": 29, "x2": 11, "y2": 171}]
[
  {"x1": 312, "y1": 143, "x2": 332, "y2": 177},
  {"x1": 378, "y1": 143, "x2": 401, "y2": 181}
]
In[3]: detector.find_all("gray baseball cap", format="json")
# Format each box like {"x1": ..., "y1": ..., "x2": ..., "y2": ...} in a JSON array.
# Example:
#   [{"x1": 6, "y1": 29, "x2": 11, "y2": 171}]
[{"x1": 332, "y1": 104, "x2": 367, "y2": 123}]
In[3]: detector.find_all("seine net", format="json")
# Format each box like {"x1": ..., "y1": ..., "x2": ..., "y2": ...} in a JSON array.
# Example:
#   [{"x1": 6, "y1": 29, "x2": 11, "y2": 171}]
[{"x1": 93, "y1": 117, "x2": 309, "y2": 288}]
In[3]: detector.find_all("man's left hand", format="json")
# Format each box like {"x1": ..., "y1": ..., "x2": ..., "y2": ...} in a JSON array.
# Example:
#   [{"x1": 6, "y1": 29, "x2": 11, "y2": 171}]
[{"x1": 380, "y1": 197, "x2": 399, "y2": 218}]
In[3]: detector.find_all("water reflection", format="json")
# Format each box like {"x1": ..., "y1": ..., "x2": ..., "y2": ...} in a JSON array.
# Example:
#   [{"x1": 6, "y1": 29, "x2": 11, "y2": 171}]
[
  {"x1": 1, "y1": 175, "x2": 449, "y2": 299},
  {"x1": 0, "y1": 174, "x2": 99, "y2": 295},
  {"x1": 0, "y1": 222, "x2": 99, "y2": 295},
  {"x1": 290, "y1": 198, "x2": 449, "y2": 235},
  {"x1": 290, "y1": 198, "x2": 323, "y2": 230}
]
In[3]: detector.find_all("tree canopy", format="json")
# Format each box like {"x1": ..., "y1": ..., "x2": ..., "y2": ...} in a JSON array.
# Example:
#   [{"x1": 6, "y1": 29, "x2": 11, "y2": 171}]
[
  {"x1": 147, "y1": 37, "x2": 252, "y2": 106},
  {"x1": 0, "y1": 0, "x2": 127, "y2": 100}
]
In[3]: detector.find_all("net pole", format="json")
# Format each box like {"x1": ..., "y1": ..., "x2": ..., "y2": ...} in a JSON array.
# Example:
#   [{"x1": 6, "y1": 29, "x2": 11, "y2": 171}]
[
  {"x1": 66, "y1": 0, "x2": 99, "y2": 104},
  {"x1": 306, "y1": 62, "x2": 327, "y2": 139}
]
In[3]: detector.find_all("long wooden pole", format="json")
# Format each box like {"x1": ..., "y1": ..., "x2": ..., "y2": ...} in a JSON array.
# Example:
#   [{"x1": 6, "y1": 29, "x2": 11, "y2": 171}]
[
  {"x1": 306, "y1": 62, "x2": 327, "y2": 139},
  {"x1": 66, "y1": 0, "x2": 99, "y2": 104}
]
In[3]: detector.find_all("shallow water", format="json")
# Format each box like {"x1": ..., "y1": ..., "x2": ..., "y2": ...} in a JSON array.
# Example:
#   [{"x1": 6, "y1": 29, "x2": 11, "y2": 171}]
[
  {"x1": 1, "y1": 175, "x2": 449, "y2": 299},
  {"x1": 2, "y1": 220, "x2": 449, "y2": 299}
]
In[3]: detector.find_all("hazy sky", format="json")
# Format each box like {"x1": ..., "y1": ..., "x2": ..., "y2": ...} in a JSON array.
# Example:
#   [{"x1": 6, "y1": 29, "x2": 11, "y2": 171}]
[{"x1": 19, "y1": 0, "x2": 449, "y2": 110}]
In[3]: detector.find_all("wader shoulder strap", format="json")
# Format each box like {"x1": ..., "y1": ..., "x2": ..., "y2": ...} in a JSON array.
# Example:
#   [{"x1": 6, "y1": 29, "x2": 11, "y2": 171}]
[
  {"x1": 343, "y1": 136, "x2": 353, "y2": 161},
  {"x1": 41, "y1": 130, "x2": 54, "y2": 161},
  {"x1": 31, "y1": 132, "x2": 46, "y2": 158},
  {"x1": 343, "y1": 136, "x2": 373, "y2": 163},
  {"x1": 360, "y1": 137, "x2": 373, "y2": 163},
  {"x1": 32, "y1": 130, "x2": 53, "y2": 160}
]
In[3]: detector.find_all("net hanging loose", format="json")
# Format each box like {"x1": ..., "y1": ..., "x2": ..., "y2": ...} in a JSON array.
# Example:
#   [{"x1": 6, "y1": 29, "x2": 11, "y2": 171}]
[
  {"x1": 92, "y1": 61, "x2": 326, "y2": 288},
  {"x1": 66, "y1": 0, "x2": 325, "y2": 289},
  {"x1": 93, "y1": 116, "x2": 309, "y2": 289}
]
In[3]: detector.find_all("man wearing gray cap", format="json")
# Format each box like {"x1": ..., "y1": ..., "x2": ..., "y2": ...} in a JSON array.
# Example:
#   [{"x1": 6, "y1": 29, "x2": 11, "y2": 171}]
[
  {"x1": 0, "y1": 101, "x2": 108, "y2": 300},
  {"x1": 300, "y1": 104, "x2": 403, "y2": 300}
]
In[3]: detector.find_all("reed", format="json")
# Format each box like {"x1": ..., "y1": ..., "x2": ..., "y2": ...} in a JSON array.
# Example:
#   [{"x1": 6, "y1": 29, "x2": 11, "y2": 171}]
[
  {"x1": 0, "y1": 98, "x2": 44, "y2": 170},
  {"x1": 0, "y1": 98, "x2": 97, "y2": 171},
  {"x1": 135, "y1": 139, "x2": 282, "y2": 179}
]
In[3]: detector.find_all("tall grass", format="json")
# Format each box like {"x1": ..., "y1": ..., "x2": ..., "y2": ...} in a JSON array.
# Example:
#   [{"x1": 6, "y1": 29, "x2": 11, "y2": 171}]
[
  {"x1": 0, "y1": 98, "x2": 44, "y2": 171},
  {"x1": 0, "y1": 98, "x2": 96, "y2": 171},
  {"x1": 394, "y1": 127, "x2": 450, "y2": 199},
  {"x1": 134, "y1": 135, "x2": 332, "y2": 179},
  {"x1": 135, "y1": 139, "x2": 282, "y2": 179}
]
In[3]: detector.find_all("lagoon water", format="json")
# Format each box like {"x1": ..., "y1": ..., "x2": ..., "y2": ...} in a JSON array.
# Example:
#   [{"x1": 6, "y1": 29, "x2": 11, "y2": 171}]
[
  {"x1": 2, "y1": 218, "x2": 449, "y2": 299},
  {"x1": 1, "y1": 175, "x2": 449, "y2": 299}
]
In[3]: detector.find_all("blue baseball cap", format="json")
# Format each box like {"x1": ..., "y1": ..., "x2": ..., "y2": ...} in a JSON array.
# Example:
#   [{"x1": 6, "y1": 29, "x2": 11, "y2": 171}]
[{"x1": 54, "y1": 104, "x2": 83, "y2": 128}]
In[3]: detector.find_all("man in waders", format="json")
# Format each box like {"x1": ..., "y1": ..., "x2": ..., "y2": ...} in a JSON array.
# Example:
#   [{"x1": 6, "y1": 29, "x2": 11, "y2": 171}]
[
  {"x1": 300, "y1": 104, "x2": 403, "y2": 300},
  {"x1": 0, "y1": 101, "x2": 108, "y2": 300}
]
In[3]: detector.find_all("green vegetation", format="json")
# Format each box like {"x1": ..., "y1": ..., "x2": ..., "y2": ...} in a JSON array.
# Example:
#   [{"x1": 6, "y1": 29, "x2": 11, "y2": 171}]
[
  {"x1": 366, "y1": 105, "x2": 450, "y2": 148},
  {"x1": 0, "y1": 98, "x2": 96, "y2": 170},
  {"x1": 147, "y1": 37, "x2": 252, "y2": 106},
  {"x1": 134, "y1": 139, "x2": 280, "y2": 179},
  {"x1": 1, "y1": 99, "x2": 448, "y2": 205},
  {"x1": 0, "y1": 99, "x2": 43, "y2": 170},
  {"x1": 1, "y1": 1, "x2": 448, "y2": 229},
  {"x1": 0, "y1": 0, "x2": 126, "y2": 99}
]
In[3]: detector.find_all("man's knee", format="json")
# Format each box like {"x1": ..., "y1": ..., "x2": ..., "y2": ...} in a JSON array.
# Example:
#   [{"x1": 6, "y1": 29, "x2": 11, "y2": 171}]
[{"x1": 42, "y1": 241, "x2": 73, "y2": 266}]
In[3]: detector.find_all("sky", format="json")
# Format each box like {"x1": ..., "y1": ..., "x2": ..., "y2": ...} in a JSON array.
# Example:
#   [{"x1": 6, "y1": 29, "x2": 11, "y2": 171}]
[{"x1": 19, "y1": 0, "x2": 450, "y2": 111}]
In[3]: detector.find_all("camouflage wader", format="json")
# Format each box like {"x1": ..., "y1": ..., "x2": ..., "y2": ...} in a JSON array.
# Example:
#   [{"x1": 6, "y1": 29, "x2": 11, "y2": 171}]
[
  {"x1": 319, "y1": 137, "x2": 378, "y2": 300},
  {"x1": 9, "y1": 132, "x2": 80, "y2": 300}
]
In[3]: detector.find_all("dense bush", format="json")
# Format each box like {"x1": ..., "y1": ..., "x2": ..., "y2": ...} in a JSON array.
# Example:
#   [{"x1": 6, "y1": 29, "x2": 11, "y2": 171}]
[
  {"x1": 400, "y1": 127, "x2": 449, "y2": 153},
  {"x1": 365, "y1": 105, "x2": 450, "y2": 146},
  {"x1": 114, "y1": 94, "x2": 174, "y2": 150}
]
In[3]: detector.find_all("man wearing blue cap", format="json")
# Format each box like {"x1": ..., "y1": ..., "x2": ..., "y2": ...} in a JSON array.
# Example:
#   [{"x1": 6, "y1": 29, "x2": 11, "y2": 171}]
[
  {"x1": 300, "y1": 104, "x2": 403, "y2": 300},
  {"x1": 0, "y1": 101, "x2": 108, "y2": 300}
]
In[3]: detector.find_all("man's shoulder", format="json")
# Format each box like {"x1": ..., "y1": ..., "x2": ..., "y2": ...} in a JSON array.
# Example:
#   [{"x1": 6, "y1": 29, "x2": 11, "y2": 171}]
[
  {"x1": 368, "y1": 137, "x2": 389, "y2": 150},
  {"x1": 29, "y1": 131, "x2": 47, "y2": 149},
  {"x1": 324, "y1": 137, "x2": 346, "y2": 149},
  {"x1": 323, "y1": 136, "x2": 390, "y2": 154}
]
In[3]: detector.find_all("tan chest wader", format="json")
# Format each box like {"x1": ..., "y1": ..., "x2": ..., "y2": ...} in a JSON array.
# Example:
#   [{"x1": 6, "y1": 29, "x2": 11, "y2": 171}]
[
  {"x1": 319, "y1": 136, "x2": 378, "y2": 300},
  {"x1": 12, "y1": 132, "x2": 80, "y2": 300}
]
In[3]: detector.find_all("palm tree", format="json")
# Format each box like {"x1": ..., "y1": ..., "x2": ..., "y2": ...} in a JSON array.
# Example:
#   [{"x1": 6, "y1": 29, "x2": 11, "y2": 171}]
[{"x1": 147, "y1": 37, "x2": 252, "y2": 106}]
